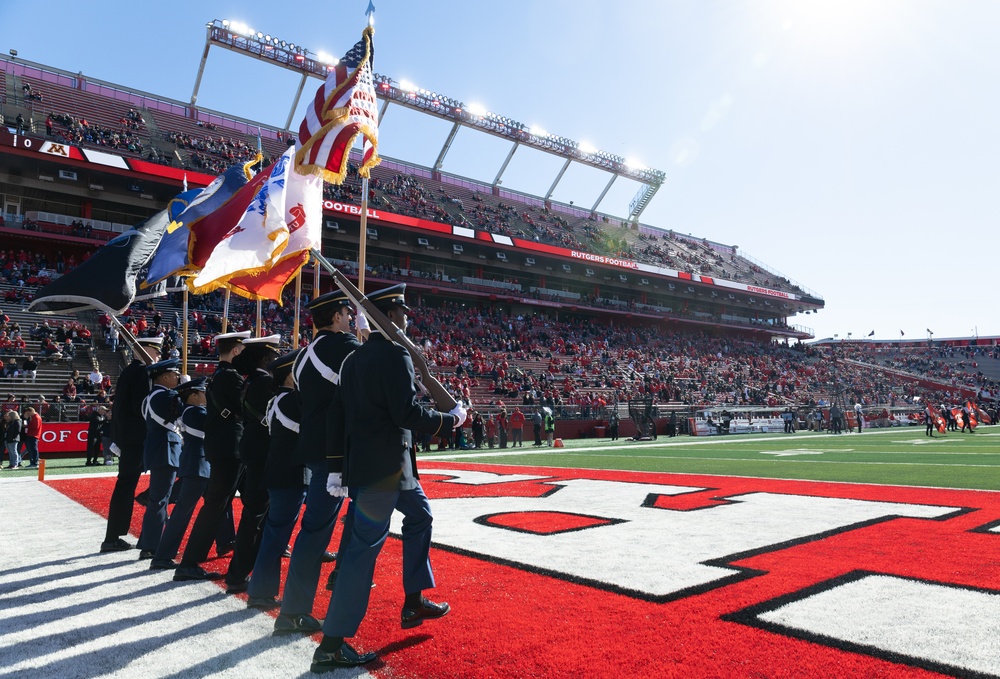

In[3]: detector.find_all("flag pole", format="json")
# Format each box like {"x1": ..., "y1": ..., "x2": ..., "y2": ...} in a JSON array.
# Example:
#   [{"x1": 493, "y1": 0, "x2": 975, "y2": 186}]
[
  {"x1": 357, "y1": 1, "x2": 376, "y2": 299},
  {"x1": 358, "y1": 176, "x2": 369, "y2": 296},
  {"x1": 182, "y1": 288, "x2": 189, "y2": 375},
  {"x1": 292, "y1": 268, "x2": 302, "y2": 347},
  {"x1": 221, "y1": 288, "x2": 231, "y2": 333},
  {"x1": 312, "y1": 255, "x2": 320, "y2": 299},
  {"x1": 256, "y1": 298, "x2": 263, "y2": 338}
]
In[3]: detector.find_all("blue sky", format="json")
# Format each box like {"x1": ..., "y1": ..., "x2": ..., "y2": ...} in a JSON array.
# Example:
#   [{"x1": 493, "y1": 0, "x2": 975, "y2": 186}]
[{"x1": 3, "y1": 1, "x2": 997, "y2": 341}]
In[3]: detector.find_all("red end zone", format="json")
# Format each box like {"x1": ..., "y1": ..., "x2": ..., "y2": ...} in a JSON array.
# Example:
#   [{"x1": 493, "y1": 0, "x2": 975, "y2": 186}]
[{"x1": 49, "y1": 463, "x2": 1000, "y2": 678}]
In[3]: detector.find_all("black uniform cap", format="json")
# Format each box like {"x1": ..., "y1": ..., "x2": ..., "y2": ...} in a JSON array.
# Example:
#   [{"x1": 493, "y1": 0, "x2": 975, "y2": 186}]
[
  {"x1": 146, "y1": 358, "x2": 181, "y2": 377},
  {"x1": 267, "y1": 348, "x2": 302, "y2": 384},
  {"x1": 369, "y1": 283, "x2": 410, "y2": 312},
  {"x1": 307, "y1": 290, "x2": 351, "y2": 313},
  {"x1": 176, "y1": 376, "x2": 208, "y2": 394}
]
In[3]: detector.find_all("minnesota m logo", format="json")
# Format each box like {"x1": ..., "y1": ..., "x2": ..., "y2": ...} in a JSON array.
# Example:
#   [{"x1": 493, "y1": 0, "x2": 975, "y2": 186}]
[{"x1": 40, "y1": 142, "x2": 69, "y2": 157}]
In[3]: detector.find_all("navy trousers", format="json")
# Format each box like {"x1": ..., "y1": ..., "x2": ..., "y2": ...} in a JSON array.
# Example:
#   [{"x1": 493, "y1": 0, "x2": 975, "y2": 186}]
[
  {"x1": 246, "y1": 486, "x2": 306, "y2": 600},
  {"x1": 104, "y1": 444, "x2": 144, "y2": 541},
  {"x1": 279, "y1": 463, "x2": 343, "y2": 616},
  {"x1": 154, "y1": 475, "x2": 207, "y2": 562},
  {"x1": 136, "y1": 466, "x2": 178, "y2": 552},
  {"x1": 322, "y1": 482, "x2": 435, "y2": 638}
]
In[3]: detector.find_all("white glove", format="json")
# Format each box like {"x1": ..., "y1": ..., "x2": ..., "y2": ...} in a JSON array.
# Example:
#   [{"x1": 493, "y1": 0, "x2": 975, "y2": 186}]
[
  {"x1": 449, "y1": 403, "x2": 467, "y2": 429},
  {"x1": 109, "y1": 443, "x2": 121, "y2": 457},
  {"x1": 355, "y1": 305, "x2": 370, "y2": 332},
  {"x1": 326, "y1": 472, "x2": 348, "y2": 498}
]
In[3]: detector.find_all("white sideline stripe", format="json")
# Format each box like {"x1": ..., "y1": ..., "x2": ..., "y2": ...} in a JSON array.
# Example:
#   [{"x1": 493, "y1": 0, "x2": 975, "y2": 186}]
[
  {"x1": 756, "y1": 574, "x2": 1000, "y2": 676},
  {"x1": 428, "y1": 428, "x2": 992, "y2": 459},
  {"x1": 431, "y1": 449, "x2": 1000, "y2": 468},
  {"x1": 0, "y1": 477, "x2": 373, "y2": 679}
]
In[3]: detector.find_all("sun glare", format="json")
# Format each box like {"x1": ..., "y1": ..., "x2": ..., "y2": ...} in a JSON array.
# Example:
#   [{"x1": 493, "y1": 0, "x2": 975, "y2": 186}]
[{"x1": 766, "y1": 0, "x2": 907, "y2": 66}]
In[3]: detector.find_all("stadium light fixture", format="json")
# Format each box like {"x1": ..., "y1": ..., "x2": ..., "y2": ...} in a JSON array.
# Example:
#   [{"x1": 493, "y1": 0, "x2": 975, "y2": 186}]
[{"x1": 204, "y1": 16, "x2": 670, "y2": 208}]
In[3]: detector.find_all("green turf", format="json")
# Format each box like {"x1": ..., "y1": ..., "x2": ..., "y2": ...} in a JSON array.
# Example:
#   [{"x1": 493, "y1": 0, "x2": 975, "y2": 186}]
[
  {"x1": 11, "y1": 426, "x2": 1000, "y2": 490},
  {"x1": 424, "y1": 426, "x2": 1000, "y2": 491},
  {"x1": 0, "y1": 458, "x2": 120, "y2": 477}
]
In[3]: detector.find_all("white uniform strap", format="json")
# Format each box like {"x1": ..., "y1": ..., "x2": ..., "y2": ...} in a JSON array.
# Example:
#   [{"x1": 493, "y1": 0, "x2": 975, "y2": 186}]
[
  {"x1": 180, "y1": 405, "x2": 205, "y2": 439},
  {"x1": 294, "y1": 335, "x2": 340, "y2": 387},
  {"x1": 143, "y1": 386, "x2": 180, "y2": 434},
  {"x1": 266, "y1": 392, "x2": 299, "y2": 434}
]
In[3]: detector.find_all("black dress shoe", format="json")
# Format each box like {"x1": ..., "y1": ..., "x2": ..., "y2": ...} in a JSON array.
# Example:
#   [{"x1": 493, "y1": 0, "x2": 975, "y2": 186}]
[
  {"x1": 310, "y1": 643, "x2": 376, "y2": 672},
  {"x1": 149, "y1": 559, "x2": 178, "y2": 570},
  {"x1": 138, "y1": 550, "x2": 155, "y2": 560},
  {"x1": 401, "y1": 597, "x2": 450, "y2": 629},
  {"x1": 321, "y1": 551, "x2": 338, "y2": 563},
  {"x1": 226, "y1": 579, "x2": 249, "y2": 594},
  {"x1": 247, "y1": 596, "x2": 281, "y2": 611},
  {"x1": 100, "y1": 538, "x2": 134, "y2": 553},
  {"x1": 173, "y1": 566, "x2": 224, "y2": 582},
  {"x1": 273, "y1": 613, "x2": 322, "y2": 636}
]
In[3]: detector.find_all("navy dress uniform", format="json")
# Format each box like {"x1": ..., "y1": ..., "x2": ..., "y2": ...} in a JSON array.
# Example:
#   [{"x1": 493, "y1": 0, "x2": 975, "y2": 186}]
[
  {"x1": 278, "y1": 291, "x2": 361, "y2": 629},
  {"x1": 315, "y1": 284, "x2": 461, "y2": 670},
  {"x1": 246, "y1": 349, "x2": 306, "y2": 609},
  {"x1": 225, "y1": 334, "x2": 282, "y2": 592},
  {"x1": 151, "y1": 377, "x2": 209, "y2": 569},
  {"x1": 136, "y1": 359, "x2": 183, "y2": 558},
  {"x1": 102, "y1": 335, "x2": 163, "y2": 552},
  {"x1": 175, "y1": 330, "x2": 251, "y2": 581}
]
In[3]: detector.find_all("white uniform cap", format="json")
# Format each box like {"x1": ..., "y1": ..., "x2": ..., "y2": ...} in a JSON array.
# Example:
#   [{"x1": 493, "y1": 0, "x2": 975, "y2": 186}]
[
  {"x1": 241, "y1": 334, "x2": 282, "y2": 347},
  {"x1": 215, "y1": 330, "x2": 252, "y2": 343}
]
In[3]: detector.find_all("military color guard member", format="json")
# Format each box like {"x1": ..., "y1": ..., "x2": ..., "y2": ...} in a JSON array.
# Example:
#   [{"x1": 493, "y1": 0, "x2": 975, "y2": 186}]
[
  {"x1": 101, "y1": 336, "x2": 162, "y2": 553},
  {"x1": 174, "y1": 330, "x2": 251, "y2": 582},
  {"x1": 135, "y1": 358, "x2": 183, "y2": 559},
  {"x1": 275, "y1": 290, "x2": 361, "y2": 636},
  {"x1": 311, "y1": 283, "x2": 466, "y2": 672}
]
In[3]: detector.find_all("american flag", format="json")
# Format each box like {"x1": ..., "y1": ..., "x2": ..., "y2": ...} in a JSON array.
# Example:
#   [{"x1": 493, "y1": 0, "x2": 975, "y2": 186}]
[{"x1": 295, "y1": 26, "x2": 380, "y2": 184}]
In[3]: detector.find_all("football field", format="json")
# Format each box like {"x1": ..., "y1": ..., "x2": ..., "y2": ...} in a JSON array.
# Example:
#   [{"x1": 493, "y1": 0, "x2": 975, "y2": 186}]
[
  {"x1": 427, "y1": 425, "x2": 1000, "y2": 491},
  {"x1": 3, "y1": 425, "x2": 1000, "y2": 678}
]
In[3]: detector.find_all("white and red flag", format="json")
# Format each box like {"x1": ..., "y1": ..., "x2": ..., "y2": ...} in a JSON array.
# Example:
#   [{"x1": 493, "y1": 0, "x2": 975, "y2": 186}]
[
  {"x1": 295, "y1": 25, "x2": 380, "y2": 184},
  {"x1": 225, "y1": 166, "x2": 324, "y2": 302}
]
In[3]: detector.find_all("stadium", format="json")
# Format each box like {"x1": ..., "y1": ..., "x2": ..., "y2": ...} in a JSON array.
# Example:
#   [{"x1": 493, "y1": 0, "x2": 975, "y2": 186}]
[{"x1": 2, "y1": 13, "x2": 1000, "y2": 679}]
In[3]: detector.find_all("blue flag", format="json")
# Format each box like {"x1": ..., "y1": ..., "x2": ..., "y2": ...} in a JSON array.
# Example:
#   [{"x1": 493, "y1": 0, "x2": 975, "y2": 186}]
[{"x1": 142, "y1": 164, "x2": 252, "y2": 287}]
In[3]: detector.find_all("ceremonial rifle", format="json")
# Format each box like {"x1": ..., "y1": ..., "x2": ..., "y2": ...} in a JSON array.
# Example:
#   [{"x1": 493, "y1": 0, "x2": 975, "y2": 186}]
[{"x1": 310, "y1": 249, "x2": 457, "y2": 412}]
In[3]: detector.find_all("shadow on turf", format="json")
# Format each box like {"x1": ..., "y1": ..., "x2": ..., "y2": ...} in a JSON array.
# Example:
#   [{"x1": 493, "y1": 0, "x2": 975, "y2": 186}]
[
  {"x1": 0, "y1": 600, "x2": 251, "y2": 677},
  {"x1": 0, "y1": 551, "x2": 118, "y2": 578},
  {"x1": 0, "y1": 581, "x2": 218, "y2": 634},
  {"x1": 0, "y1": 555, "x2": 150, "y2": 597}
]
